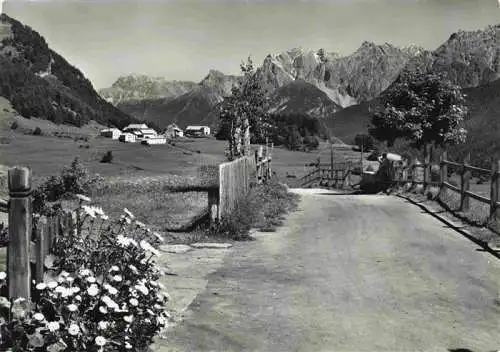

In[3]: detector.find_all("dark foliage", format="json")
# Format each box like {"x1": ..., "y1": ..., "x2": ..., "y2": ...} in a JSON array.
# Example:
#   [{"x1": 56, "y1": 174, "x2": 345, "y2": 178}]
[
  {"x1": 267, "y1": 113, "x2": 327, "y2": 151},
  {"x1": 32, "y1": 126, "x2": 42, "y2": 135},
  {"x1": 100, "y1": 151, "x2": 113, "y2": 163},
  {"x1": 0, "y1": 14, "x2": 139, "y2": 129}
]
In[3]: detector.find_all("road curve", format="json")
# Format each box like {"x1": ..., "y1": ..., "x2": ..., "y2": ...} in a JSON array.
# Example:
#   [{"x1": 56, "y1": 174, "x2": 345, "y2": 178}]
[{"x1": 162, "y1": 189, "x2": 500, "y2": 352}]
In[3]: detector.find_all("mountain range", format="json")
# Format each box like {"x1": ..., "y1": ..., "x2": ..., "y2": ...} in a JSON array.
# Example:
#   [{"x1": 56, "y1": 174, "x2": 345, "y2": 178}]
[{"x1": 2, "y1": 13, "x2": 500, "y2": 161}]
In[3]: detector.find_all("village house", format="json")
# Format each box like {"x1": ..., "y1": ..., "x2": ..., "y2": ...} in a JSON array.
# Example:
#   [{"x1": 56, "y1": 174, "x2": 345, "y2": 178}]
[
  {"x1": 185, "y1": 125, "x2": 211, "y2": 137},
  {"x1": 165, "y1": 124, "x2": 184, "y2": 138},
  {"x1": 118, "y1": 132, "x2": 137, "y2": 143},
  {"x1": 123, "y1": 123, "x2": 158, "y2": 139},
  {"x1": 100, "y1": 128, "x2": 121, "y2": 140}
]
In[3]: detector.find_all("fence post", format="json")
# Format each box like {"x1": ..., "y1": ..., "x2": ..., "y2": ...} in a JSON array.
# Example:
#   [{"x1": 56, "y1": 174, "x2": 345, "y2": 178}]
[
  {"x1": 423, "y1": 144, "x2": 431, "y2": 192},
  {"x1": 256, "y1": 146, "x2": 263, "y2": 184},
  {"x1": 8, "y1": 167, "x2": 32, "y2": 302},
  {"x1": 440, "y1": 151, "x2": 448, "y2": 189},
  {"x1": 35, "y1": 216, "x2": 47, "y2": 283},
  {"x1": 330, "y1": 143, "x2": 334, "y2": 180},
  {"x1": 460, "y1": 153, "x2": 471, "y2": 212},
  {"x1": 490, "y1": 159, "x2": 500, "y2": 221}
]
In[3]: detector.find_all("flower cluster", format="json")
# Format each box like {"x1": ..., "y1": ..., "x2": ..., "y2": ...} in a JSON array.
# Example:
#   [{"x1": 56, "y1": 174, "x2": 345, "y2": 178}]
[{"x1": 0, "y1": 196, "x2": 170, "y2": 351}]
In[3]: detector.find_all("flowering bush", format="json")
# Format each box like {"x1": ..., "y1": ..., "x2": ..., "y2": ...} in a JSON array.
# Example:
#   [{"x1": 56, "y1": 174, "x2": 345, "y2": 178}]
[{"x1": 0, "y1": 196, "x2": 170, "y2": 351}]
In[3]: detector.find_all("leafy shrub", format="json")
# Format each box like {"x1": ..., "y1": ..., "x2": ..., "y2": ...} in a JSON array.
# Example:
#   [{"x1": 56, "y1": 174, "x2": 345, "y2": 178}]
[
  {"x1": 0, "y1": 137, "x2": 10, "y2": 145},
  {"x1": 33, "y1": 158, "x2": 103, "y2": 214},
  {"x1": 0, "y1": 203, "x2": 169, "y2": 351},
  {"x1": 33, "y1": 127, "x2": 42, "y2": 136},
  {"x1": 10, "y1": 121, "x2": 18, "y2": 130},
  {"x1": 209, "y1": 180, "x2": 299, "y2": 239},
  {"x1": 100, "y1": 151, "x2": 113, "y2": 164}
]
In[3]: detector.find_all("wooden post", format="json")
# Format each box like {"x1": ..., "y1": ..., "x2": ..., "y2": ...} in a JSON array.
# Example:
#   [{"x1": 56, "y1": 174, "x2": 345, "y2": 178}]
[
  {"x1": 423, "y1": 143, "x2": 431, "y2": 192},
  {"x1": 460, "y1": 153, "x2": 471, "y2": 212},
  {"x1": 8, "y1": 167, "x2": 32, "y2": 301},
  {"x1": 360, "y1": 143, "x2": 364, "y2": 173},
  {"x1": 490, "y1": 159, "x2": 500, "y2": 221},
  {"x1": 208, "y1": 187, "x2": 219, "y2": 224},
  {"x1": 35, "y1": 217, "x2": 47, "y2": 283},
  {"x1": 257, "y1": 146, "x2": 263, "y2": 184},
  {"x1": 330, "y1": 143, "x2": 334, "y2": 180},
  {"x1": 440, "y1": 151, "x2": 448, "y2": 188}
]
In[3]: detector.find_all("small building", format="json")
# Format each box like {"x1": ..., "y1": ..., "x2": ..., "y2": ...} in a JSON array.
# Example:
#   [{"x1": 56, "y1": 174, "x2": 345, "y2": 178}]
[
  {"x1": 165, "y1": 124, "x2": 184, "y2": 138},
  {"x1": 100, "y1": 128, "x2": 121, "y2": 140},
  {"x1": 139, "y1": 128, "x2": 158, "y2": 139},
  {"x1": 141, "y1": 137, "x2": 167, "y2": 145},
  {"x1": 185, "y1": 125, "x2": 210, "y2": 137},
  {"x1": 119, "y1": 133, "x2": 137, "y2": 143}
]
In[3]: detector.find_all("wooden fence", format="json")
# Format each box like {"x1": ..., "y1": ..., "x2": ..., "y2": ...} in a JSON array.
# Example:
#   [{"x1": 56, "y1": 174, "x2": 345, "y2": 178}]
[
  {"x1": 210, "y1": 145, "x2": 272, "y2": 221},
  {"x1": 0, "y1": 167, "x2": 79, "y2": 302},
  {"x1": 391, "y1": 150, "x2": 500, "y2": 219},
  {"x1": 300, "y1": 158, "x2": 358, "y2": 189}
]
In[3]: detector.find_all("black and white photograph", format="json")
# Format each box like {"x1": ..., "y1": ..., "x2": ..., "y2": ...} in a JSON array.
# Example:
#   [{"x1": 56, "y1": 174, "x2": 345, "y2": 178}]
[{"x1": 1, "y1": 0, "x2": 500, "y2": 351}]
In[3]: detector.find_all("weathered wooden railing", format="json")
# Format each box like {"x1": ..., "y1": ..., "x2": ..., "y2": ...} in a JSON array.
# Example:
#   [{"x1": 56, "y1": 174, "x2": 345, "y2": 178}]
[
  {"x1": 299, "y1": 158, "x2": 358, "y2": 189},
  {"x1": 0, "y1": 167, "x2": 77, "y2": 303}
]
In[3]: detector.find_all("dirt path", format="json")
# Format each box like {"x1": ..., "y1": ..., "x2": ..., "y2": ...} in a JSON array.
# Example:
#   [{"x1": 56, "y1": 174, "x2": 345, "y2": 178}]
[{"x1": 156, "y1": 189, "x2": 500, "y2": 352}]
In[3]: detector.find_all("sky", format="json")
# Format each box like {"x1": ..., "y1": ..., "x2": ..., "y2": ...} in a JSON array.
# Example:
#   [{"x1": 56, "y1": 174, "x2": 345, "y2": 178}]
[{"x1": 2, "y1": 0, "x2": 500, "y2": 89}]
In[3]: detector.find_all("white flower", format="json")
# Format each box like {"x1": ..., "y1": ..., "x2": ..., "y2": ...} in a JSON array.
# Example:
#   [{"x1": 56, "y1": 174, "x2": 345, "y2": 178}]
[
  {"x1": 135, "y1": 284, "x2": 149, "y2": 295},
  {"x1": 75, "y1": 295, "x2": 82, "y2": 301},
  {"x1": 47, "y1": 281, "x2": 58, "y2": 289},
  {"x1": 86, "y1": 276, "x2": 96, "y2": 283},
  {"x1": 60, "y1": 271, "x2": 70, "y2": 277},
  {"x1": 98, "y1": 321, "x2": 109, "y2": 330},
  {"x1": 128, "y1": 265, "x2": 139, "y2": 274},
  {"x1": 112, "y1": 275, "x2": 122, "y2": 282},
  {"x1": 125, "y1": 342, "x2": 133, "y2": 349},
  {"x1": 95, "y1": 336, "x2": 107, "y2": 346},
  {"x1": 76, "y1": 194, "x2": 91, "y2": 202},
  {"x1": 33, "y1": 313, "x2": 45, "y2": 321},
  {"x1": 71, "y1": 287, "x2": 80, "y2": 294},
  {"x1": 129, "y1": 298, "x2": 138, "y2": 307},
  {"x1": 47, "y1": 321, "x2": 60, "y2": 332},
  {"x1": 123, "y1": 208, "x2": 135, "y2": 219},
  {"x1": 67, "y1": 304, "x2": 78, "y2": 312},
  {"x1": 101, "y1": 214, "x2": 109, "y2": 221},
  {"x1": 102, "y1": 296, "x2": 118, "y2": 310},
  {"x1": 79, "y1": 269, "x2": 92, "y2": 277},
  {"x1": 140, "y1": 240, "x2": 160, "y2": 256},
  {"x1": 68, "y1": 323, "x2": 80, "y2": 336},
  {"x1": 82, "y1": 205, "x2": 96, "y2": 218},
  {"x1": 135, "y1": 220, "x2": 146, "y2": 228},
  {"x1": 153, "y1": 232, "x2": 165, "y2": 243},
  {"x1": 123, "y1": 315, "x2": 134, "y2": 323},
  {"x1": 93, "y1": 207, "x2": 105, "y2": 216},
  {"x1": 66, "y1": 276, "x2": 74, "y2": 283},
  {"x1": 87, "y1": 284, "x2": 99, "y2": 296},
  {"x1": 55, "y1": 286, "x2": 66, "y2": 294},
  {"x1": 36, "y1": 283, "x2": 46, "y2": 290},
  {"x1": 104, "y1": 284, "x2": 118, "y2": 295},
  {"x1": 0, "y1": 272, "x2": 6, "y2": 280},
  {"x1": 99, "y1": 306, "x2": 108, "y2": 314},
  {"x1": 109, "y1": 266, "x2": 119, "y2": 272}
]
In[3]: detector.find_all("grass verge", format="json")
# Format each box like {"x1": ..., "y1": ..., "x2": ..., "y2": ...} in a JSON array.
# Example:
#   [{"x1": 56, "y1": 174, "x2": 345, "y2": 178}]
[{"x1": 208, "y1": 179, "x2": 300, "y2": 240}]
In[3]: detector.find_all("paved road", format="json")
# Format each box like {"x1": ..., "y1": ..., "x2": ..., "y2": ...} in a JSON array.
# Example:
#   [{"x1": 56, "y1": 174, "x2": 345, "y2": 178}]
[{"x1": 163, "y1": 189, "x2": 500, "y2": 352}]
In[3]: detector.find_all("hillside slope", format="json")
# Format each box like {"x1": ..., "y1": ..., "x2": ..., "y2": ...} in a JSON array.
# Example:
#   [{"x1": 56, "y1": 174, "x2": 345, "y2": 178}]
[
  {"x1": 0, "y1": 14, "x2": 138, "y2": 129},
  {"x1": 268, "y1": 79, "x2": 342, "y2": 118}
]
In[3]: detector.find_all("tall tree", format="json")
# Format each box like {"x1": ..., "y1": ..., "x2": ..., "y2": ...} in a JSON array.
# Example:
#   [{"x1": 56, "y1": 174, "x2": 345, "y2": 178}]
[
  {"x1": 369, "y1": 69, "x2": 468, "y2": 149},
  {"x1": 216, "y1": 57, "x2": 270, "y2": 159}
]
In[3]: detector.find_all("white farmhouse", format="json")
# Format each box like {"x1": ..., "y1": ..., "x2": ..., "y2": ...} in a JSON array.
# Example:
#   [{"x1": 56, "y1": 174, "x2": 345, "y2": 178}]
[
  {"x1": 165, "y1": 124, "x2": 184, "y2": 138},
  {"x1": 119, "y1": 132, "x2": 137, "y2": 143},
  {"x1": 185, "y1": 125, "x2": 210, "y2": 137},
  {"x1": 100, "y1": 128, "x2": 122, "y2": 140}
]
